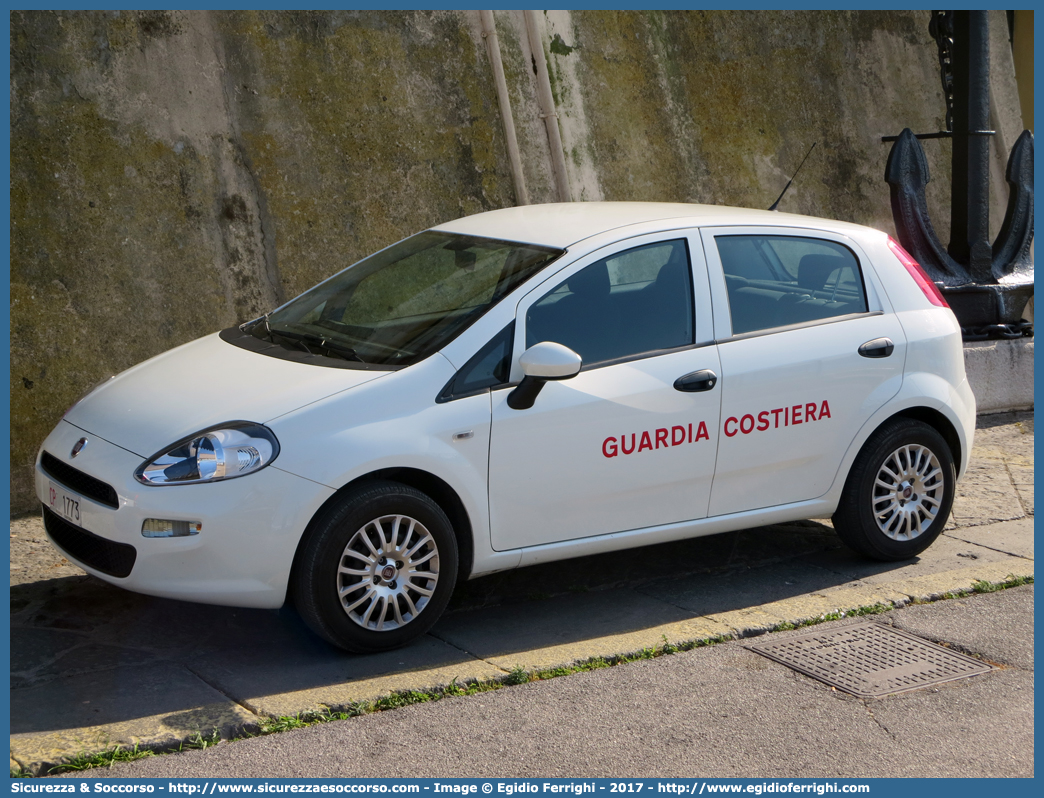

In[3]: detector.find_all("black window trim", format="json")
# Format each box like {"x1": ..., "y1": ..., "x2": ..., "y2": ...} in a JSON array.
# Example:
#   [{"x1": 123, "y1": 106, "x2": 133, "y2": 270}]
[
  {"x1": 436, "y1": 322, "x2": 516, "y2": 404},
  {"x1": 569, "y1": 338, "x2": 715, "y2": 373},
  {"x1": 719, "y1": 309, "x2": 884, "y2": 344},
  {"x1": 220, "y1": 326, "x2": 402, "y2": 371},
  {"x1": 487, "y1": 339, "x2": 718, "y2": 395}
]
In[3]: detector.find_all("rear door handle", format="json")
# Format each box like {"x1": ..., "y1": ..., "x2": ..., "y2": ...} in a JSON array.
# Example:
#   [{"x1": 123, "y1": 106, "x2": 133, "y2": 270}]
[
  {"x1": 674, "y1": 369, "x2": 718, "y2": 392},
  {"x1": 858, "y1": 337, "x2": 894, "y2": 358}
]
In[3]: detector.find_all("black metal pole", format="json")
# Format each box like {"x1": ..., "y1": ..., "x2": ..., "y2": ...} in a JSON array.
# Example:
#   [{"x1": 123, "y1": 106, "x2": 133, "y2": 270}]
[{"x1": 947, "y1": 10, "x2": 992, "y2": 275}]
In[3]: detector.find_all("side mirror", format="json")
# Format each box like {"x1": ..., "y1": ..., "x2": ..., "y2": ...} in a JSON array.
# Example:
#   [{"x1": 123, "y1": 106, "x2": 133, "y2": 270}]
[{"x1": 507, "y1": 342, "x2": 582, "y2": 410}]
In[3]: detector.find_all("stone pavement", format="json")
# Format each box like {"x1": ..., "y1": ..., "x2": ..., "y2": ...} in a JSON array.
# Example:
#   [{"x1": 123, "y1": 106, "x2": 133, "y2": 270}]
[{"x1": 9, "y1": 412, "x2": 1034, "y2": 775}]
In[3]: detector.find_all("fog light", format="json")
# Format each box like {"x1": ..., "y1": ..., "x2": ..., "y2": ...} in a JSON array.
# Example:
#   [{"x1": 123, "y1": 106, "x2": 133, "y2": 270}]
[{"x1": 141, "y1": 519, "x2": 202, "y2": 538}]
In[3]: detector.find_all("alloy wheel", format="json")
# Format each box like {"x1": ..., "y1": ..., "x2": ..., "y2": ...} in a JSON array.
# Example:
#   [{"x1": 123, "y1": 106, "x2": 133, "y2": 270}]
[
  {"x1": 872, "y1": 444, "x2": 944, "y2": 541},
  {"x1": 336, "y1": 514, "x2": 440, "y2": 631}
]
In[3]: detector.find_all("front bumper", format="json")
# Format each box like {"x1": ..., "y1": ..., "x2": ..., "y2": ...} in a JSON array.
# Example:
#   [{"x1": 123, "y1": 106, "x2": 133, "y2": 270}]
[{"x1": 35, "y1": 420, "x2": 334, "y2": 608}]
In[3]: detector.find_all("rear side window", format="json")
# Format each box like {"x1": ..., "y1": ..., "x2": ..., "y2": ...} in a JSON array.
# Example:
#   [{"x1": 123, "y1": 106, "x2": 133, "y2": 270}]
[
  {"x1": 716, "y1": 235, "x2": 868, "y2": 335},
  {"x1": 526, "y1": 239, "x2": 694, "y2": 367}
]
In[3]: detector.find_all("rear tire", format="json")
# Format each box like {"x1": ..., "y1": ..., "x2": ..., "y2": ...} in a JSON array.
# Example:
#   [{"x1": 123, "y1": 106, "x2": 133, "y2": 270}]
[
  {"x1": 833, "y1": 418, "x2": 955, "y2": 561},
  {"x1": 293, "y1": 481, "x2": 458, "y2": 653}
]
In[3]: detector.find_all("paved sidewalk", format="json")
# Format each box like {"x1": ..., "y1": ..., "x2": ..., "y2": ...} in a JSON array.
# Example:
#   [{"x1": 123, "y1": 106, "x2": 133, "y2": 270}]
[{"x1": 10, "y1": 412, "x2": 1034, "y2": 775}]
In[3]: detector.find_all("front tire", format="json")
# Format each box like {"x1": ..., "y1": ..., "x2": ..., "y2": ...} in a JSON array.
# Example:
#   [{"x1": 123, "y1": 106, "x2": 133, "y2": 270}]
[
  {"x1": 293, "y1": 481, "x2": 458, "y2": 653},
  {"x1": 833, "y1": 418, "x2": 955, "y2": 561}
]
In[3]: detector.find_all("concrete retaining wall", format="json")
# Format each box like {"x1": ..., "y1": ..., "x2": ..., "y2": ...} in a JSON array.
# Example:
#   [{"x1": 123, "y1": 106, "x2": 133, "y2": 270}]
[
  {"x1": 964, "y1": 338, "x2": 1035, "y2": 415},
  {"x1": 9, "y1": 10, "x2": 1027, "y2": 514}
]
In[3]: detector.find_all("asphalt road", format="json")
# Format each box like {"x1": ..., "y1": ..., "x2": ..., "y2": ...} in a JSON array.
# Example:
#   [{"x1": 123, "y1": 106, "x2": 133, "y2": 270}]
[{"x1": 63, "y1": 584, "x2": 1034, "y2": 779}]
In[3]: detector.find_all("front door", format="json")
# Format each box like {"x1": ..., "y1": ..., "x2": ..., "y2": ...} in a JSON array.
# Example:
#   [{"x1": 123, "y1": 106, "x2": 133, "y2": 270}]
[{"x1": 487, "y1": 232, "x2": 722, "y2": 551}]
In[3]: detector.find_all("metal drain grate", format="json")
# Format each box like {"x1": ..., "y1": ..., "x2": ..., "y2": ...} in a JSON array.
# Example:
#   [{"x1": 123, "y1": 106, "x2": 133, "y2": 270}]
[{"x1": 747, "y1": 621, "x2": 994, "y2": 698}]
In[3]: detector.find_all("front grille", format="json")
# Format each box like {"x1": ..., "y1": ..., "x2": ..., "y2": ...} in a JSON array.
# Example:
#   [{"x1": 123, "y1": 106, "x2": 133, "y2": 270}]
[
  {"x1": 40, "y1": 452, "x2": 119, "y2": 509},
  {"x1": 43, "y1": 507, "x2": 137, "y2": 578}
]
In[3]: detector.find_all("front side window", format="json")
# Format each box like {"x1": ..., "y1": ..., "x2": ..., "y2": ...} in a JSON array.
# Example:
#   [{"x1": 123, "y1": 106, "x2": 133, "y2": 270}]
[
  {"x1": 243, "y1": 232, "x2": 562, "y2": 367},
  {"x1": 716, "y1": 235, "x2": 868, "y2": 335},
  {"x1": 526, "y1": 239, "x2": 694, "y2": 367}
]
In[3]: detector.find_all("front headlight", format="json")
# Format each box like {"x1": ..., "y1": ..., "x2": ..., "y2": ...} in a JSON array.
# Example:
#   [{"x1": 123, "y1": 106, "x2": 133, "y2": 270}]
[{"x1": 134, "y1": 423, "x2": 280, "y2": 485}]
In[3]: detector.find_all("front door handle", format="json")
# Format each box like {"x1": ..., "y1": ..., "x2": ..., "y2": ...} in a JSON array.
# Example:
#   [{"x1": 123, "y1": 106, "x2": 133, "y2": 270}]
[
  {"x1": 858, "y1": 338, "x2": 894, "y2": 358},
  {"x1": 674, "y1": 369, "x2": 718, "y2": 392}
]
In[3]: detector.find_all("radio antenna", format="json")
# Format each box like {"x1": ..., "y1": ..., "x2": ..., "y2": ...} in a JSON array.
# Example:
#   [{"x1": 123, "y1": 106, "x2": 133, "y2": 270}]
[{"x1": 768, "y1": 142, "x2": 817, "y2": 211}]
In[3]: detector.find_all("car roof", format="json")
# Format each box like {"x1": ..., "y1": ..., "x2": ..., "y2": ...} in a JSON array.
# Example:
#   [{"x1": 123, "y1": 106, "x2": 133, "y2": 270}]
[{"x1": 432, "y1": 202, "x2": 874, "y2": 250}]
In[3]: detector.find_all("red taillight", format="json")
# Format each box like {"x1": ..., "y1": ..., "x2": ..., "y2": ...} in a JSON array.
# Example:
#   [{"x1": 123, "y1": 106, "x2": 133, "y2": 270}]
[{"x1": 887, "y1": 237, "x2": 949, "y2": 308}]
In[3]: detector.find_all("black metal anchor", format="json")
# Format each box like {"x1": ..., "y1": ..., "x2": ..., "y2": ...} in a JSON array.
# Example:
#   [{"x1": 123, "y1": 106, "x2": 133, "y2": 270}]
[{"x1": 883, "y1": 11, "x2": 1033, "y2": 340}]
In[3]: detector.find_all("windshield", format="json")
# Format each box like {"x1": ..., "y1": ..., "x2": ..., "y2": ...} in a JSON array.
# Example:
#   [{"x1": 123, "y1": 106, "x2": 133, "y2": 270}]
[{"x1": 244, "y1": 231, "x2": 563, "y2": 367}]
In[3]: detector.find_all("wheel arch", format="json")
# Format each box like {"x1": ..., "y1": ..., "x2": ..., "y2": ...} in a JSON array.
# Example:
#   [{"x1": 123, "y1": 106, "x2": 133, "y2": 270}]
[
  {"x1": 888, "y1": 406, "x2": 963, "y2": 476},
  {"x1": 832, "y1": 408, "x2": 958, "y2": 560},
  {"x1": 290, "y1": 467, "x2": 474, "y2": 594}
]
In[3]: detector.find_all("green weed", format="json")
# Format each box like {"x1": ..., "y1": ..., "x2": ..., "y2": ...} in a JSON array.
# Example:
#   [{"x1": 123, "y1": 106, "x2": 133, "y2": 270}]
[
  {"x1": 973, "y1": 574, "x2": 1033, "y2": 593},
  {"x1": 48, "y1": 743, "x2": 154, "y2": 774},
  {"x1": 181, "y1": 729, "x2": 221, "y2": 751},
  {"x1": 504, "y1": 665, "x2": 531, "y2": 685}
]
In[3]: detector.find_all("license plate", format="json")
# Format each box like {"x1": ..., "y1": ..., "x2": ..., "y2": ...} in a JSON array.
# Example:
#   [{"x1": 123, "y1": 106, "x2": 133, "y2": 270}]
[{"x1": 48, "y1": 481, "x2": 82, "y2": 527}]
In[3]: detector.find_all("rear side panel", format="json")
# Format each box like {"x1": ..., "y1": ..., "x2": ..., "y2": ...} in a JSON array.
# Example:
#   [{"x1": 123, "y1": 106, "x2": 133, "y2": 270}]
[{"x1": 855, "y1": 234, "x2": 975, "y2": 477}]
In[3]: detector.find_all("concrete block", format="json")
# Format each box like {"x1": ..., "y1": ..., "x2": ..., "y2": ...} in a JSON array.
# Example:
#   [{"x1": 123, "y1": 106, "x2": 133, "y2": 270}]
[
  {"x1": 758, "y1": 585, "x2": 909, "y2": 623},
  {"x1": 964, "y1": 338, "x2": 1034, "y2": 414},
  {"x1": 949, "y1": 453, "x2": 1027, "y2": 527},
  {"x1": 242, "y1": 658, "x2": 508, "y2": 720},
  {"x1": 944, "y1": 516, "x2": 1035, "y2": 560},
  {"x1": 888, "y1": 562, "x2": 1034, "y2": 603},
  {"x1": 433, "y1": 589, "x2": 699, "y2": 671},
  {"x1": 10, "y1": 664, "x2": 257, "y2": 772},
  {"x1": 187, "y1": 634, "x2": 505, "y2": 719}
]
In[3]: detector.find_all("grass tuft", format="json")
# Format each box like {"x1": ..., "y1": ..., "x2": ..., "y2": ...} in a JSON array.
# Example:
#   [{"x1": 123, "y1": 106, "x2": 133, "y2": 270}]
[
  {"x1": 182, "y1": 729, "x2": 222, "y2": 751},
  {"x1": 770, "y1": 602, "x2": 893, "y2": 633},
  {"x1": 504, "y1": 665, "x2": 531, "y2": 685},
  {"x1": 44, "y1": 729, "x2": 224, "y2": 777},
  {"x1": 972, "y1": 574, "x2": 1032, "y2": 593},
  {"x1": 48, "y1": 743, "x2": 155, "y2": 774}
]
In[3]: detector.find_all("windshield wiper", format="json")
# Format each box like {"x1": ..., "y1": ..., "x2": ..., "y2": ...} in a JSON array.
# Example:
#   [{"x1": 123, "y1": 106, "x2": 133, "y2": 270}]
[
  {"x1": 243, "y1": 314, "x2": 275, "y2": 342},
  {"x1": 268, "y1": 328, "x2": 365, "y2": 363}
]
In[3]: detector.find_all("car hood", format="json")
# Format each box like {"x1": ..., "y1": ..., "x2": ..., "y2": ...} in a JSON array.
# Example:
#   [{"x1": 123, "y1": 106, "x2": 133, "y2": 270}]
[{"x1": 65, "y1": 332, "x2": 390, "y2": 457}]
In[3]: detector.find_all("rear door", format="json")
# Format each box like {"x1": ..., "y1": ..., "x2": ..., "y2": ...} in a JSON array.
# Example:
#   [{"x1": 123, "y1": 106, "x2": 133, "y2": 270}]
[
  {"x1": 701, "y1": 227, "x2": 906, "y2": 517},
  {"x1": 487, "y1": 231, "x2": 722, "y2": 551}
]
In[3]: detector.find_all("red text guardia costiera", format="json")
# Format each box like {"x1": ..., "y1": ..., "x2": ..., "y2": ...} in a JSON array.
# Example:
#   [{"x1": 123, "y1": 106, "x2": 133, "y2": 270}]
[{"x1": 601, "y1": 400, "x2": 831, "y2": 458}]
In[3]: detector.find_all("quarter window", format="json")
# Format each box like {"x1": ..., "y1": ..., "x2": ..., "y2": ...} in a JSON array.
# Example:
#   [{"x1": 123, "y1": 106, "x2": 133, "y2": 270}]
[
  {"x1": 716, "y1": 235, "x2": 868, "y2": 335},
  {"x1": 525, "y1": 240, "x2": 695, "y2": 367},
  {"x1": 438, "y1": 323, "x2": 514, "y2": 402}
]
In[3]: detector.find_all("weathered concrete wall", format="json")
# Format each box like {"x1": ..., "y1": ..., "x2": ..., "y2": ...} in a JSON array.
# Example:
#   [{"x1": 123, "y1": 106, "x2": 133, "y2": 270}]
[
  {"x1": 964, "y1": 339, "x2": 1035, "y2": 414},
  {"x1": 9, "y1": 10, "x2": 1025, "y2": 514}
]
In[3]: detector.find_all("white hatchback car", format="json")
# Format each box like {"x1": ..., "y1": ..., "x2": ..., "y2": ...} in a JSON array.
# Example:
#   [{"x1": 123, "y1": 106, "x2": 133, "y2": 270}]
[{"x1": 37, "y1": 203, "x2": 975, "y2": 653}]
